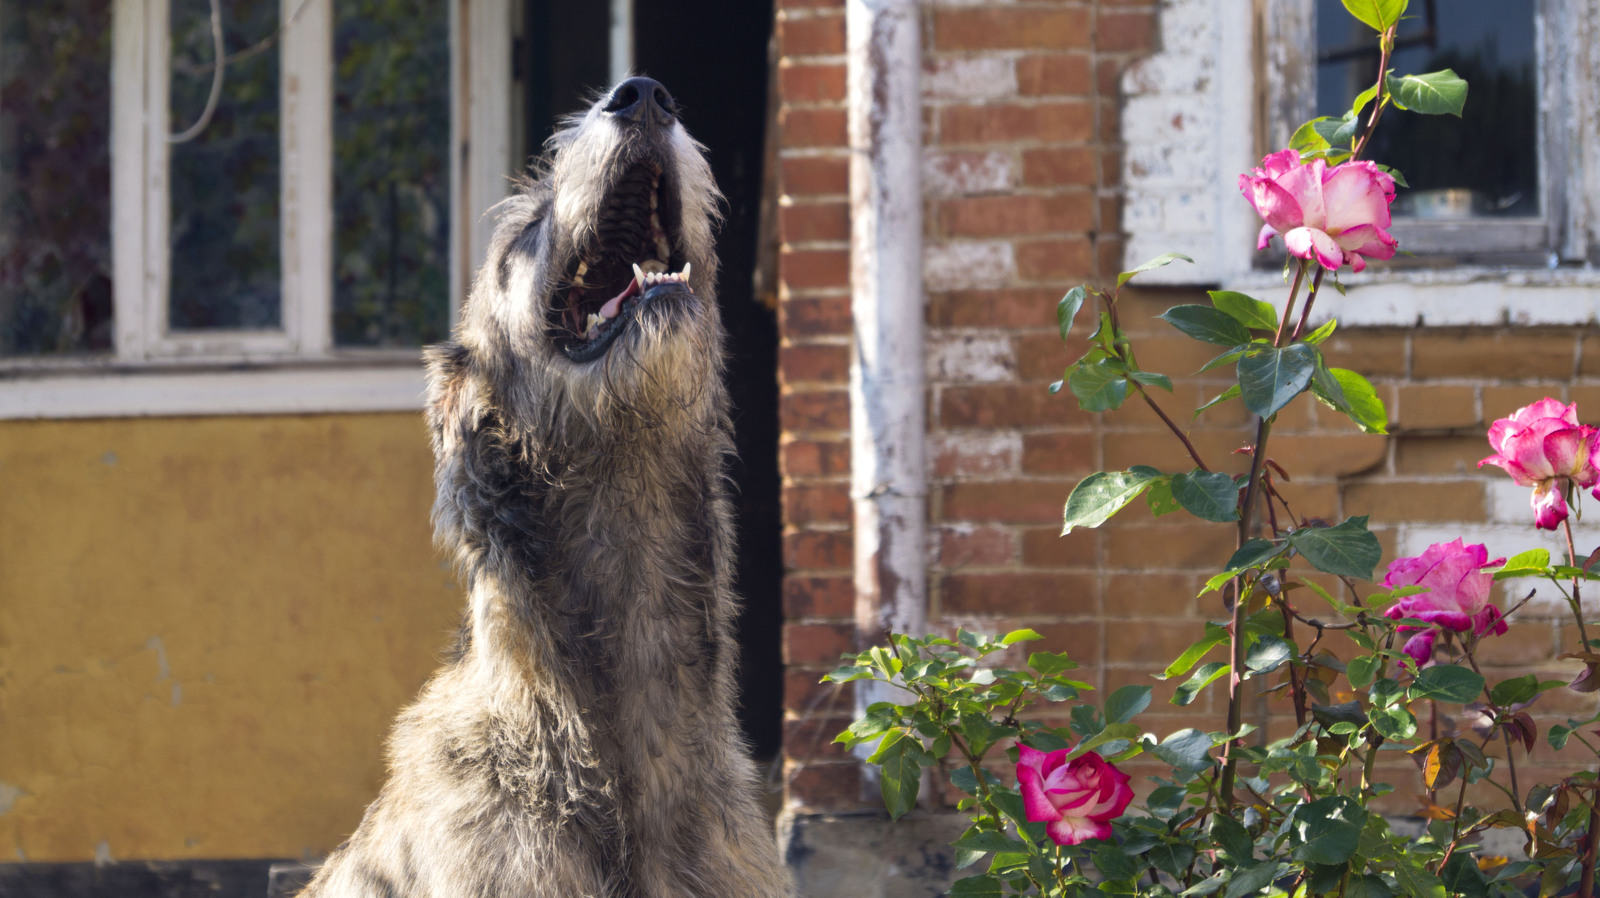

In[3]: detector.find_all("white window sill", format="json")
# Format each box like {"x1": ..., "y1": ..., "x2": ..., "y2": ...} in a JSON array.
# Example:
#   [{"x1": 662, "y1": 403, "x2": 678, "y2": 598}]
[
  {"x1": 1223, "y1": 266, "x2": 1600, "y2": 327},
  {"x1": 0, "y1": 363, "x2": 427, "y2": 420}
]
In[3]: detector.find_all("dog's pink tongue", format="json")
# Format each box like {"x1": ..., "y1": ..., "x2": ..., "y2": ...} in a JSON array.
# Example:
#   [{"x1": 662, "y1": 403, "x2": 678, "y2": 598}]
[{"x1": 599, "y1": 278, "x2": 640, "y2": 320}]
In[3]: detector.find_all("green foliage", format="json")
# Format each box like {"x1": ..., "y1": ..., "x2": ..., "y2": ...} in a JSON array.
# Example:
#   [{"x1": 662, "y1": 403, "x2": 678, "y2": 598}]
[
  {"x1": 828, "y1": 10, "x2": 1598, "y2": 897},
  {"x1": 1386, "y1": 70, "x2": 1470, "y2": 117}
]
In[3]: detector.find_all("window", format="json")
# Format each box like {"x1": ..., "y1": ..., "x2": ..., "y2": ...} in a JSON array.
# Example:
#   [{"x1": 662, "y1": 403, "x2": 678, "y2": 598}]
[
  {"x1": 1121, "y1": 0, "x2": 1600, "y2": 324},
  {"x1": 0, "y1": 0, "x2": 551, "y2": 416},
  {"x1": 1305, "y1": 0, "x2": 1550, "y2": 264}
]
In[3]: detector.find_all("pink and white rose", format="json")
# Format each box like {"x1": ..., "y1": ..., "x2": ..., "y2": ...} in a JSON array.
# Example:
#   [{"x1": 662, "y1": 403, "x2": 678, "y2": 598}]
[
  {"x1": 1239, "y1": 149, "x2": 1399, "y2": 272},
  {"x1": 1015, "y1": 744, "x2": 1133, "y2": 846},
  {"x1": 1479, "y1": 398, "x2": 1600, "y2": 530},
  {"x1": 1382, "y1": 539, "x2": 1507, "y2": 666}
]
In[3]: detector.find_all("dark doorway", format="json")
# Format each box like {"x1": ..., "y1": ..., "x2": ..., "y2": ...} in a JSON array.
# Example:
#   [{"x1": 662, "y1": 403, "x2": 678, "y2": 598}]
[{"x1": 517, "y1": 0, "x2": 784, "y2": 761}]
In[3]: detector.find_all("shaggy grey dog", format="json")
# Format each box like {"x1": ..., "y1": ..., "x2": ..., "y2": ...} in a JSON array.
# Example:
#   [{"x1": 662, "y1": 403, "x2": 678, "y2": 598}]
[{"x1": 298, "y1": 78, "x2": 794, "y2": 898}]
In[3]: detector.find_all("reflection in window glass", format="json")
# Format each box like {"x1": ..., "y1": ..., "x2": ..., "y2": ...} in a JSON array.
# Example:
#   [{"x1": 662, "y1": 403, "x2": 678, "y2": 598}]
[
  {"x1": 333, "y1": 0, "x2": 451, "y2": 348},
  {"x1": 1317, "y1": 0, "x2": 1538, "y2": 218},
  {"x1": 169, "y1": 0, "x2": 282, "y2": 330},
  {"x1": 0, "y1": 0, "x2": 114, "y2": 356}
]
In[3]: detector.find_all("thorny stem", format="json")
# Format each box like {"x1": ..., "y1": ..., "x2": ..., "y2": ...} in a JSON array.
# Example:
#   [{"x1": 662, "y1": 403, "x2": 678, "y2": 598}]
[
  {"x1": 1221, "y1": 263, "x2": 1310, "y2": 808},
  {"x1": 1289, "y1": 268, "x2": 1328, "y2": 343},
  {"x1": 1349, "y1": 27, "x2": 1396, "y2": 163},
  {"x1": 1132, "y1": 381, "x2": 1212, "y2": 472},
  {"x1": 1559, "y1": 515, "x2": 1600, "y2": 898},
  {"x1": 1463, "y1": 649, "x2": 1523, "y2": 814},
  {"x1": 1564, "y1": 516, "x2": 1590, "y2": 648}
]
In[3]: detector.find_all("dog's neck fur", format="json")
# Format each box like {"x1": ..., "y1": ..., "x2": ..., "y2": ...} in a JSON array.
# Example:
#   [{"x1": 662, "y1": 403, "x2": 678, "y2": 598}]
[{"x1": 425, "y1": 340, "x2": 738, "y2": 748}]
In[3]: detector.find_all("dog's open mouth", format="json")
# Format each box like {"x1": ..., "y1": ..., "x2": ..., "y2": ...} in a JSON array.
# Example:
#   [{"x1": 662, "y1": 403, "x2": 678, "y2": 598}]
[{"x1": 555, "y1": 161, "x2": 692, "y2": 362}]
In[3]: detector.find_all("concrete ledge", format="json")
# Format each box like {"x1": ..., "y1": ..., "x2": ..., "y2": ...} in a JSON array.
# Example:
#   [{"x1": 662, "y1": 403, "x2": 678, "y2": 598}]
[{"x1": 779, "y1": 810, "x2": 967, "y2": 898}]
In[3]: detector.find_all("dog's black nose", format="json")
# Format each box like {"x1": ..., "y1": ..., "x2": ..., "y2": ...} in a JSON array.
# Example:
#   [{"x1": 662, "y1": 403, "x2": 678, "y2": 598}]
[{"x1": 603, "y1": 77, "x2": 676, "y2": 125}]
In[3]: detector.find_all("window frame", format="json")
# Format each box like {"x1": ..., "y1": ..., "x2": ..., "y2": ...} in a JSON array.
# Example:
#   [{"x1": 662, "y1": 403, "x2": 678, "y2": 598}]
[
  {"x1": 0, "y1": 0, "x2": 519, "y2": 416},
  {"x1": 1121, "y1": 0, "x2": 1600, "y2": 325}
]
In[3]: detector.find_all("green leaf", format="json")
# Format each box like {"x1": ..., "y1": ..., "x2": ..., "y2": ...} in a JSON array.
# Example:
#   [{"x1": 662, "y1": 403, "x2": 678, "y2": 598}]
[
  {"x1": 1311, "y1": 367, "x2": 1388, "y2": 434},
  {"x1": 1000, "y1": 628, "x2": 1043, "y2": 646},
  {"x1": 1028, "y1": 650, "x2": 1080, "y2": 677},
  {"x1": 1117, "y1": 252, "x2": 1193, "y2": 289},
  {"x1": 1369, "y1": 705, "x2": 1417, "y2": 740},
  {"x1": 1492, "y1": 548, "x2": 1551, "y2": 580},
  {"x1": 1161, "y1": 622, "x2": 1229, "y2": 678},
  {"x1": 1062, "y1": 468, "x2": 1162, "y2": 534},
  {"x1": 1312, "y1": 113, "x2": 1360, "y2": 148},
  {"x1": 1172, "y1": 662, "x2": 1229, "y2": 706},
  {"x1": 1291, "y1": 796, "x2": 1368, "y2": 864},
  {"x1": 1129, "y1": 370, "x2": 1174, "y2": 392},
  {"x1": 1210, "y1": 814, "x2": 1253, "y2": 863},
  {"x1": 1302, "y1": 318, "x2": 1338, "y2": 345},
  {"x1": 1208, "y1": 291, "x2": 1278, "y2": 331},
  {"x1": 1069, "y1": 359, "x2": 1131, "y2": 412},
  {"x1": 878, "y1": 736, "x2": 921, "y2": 819},
  {"x1": 1197, "y1": 347, "x2": 1247, "y2": 375},
  {"x1": 1345, "y1": 874, "x2": 1395, "y2": 898},
  {"x1": 1238, "y1": 343, "x2": 1318, "y2": 418},
  {"x1": 1340, "y1": 0, "x2": 1407, "y2": 32},
  {"x1": 1490, "y1": 673, "x2": 1541, "y2": 707},
  {"x1": 1350, "y1": 82, "x2": 1379, "y2": 118},
  {"x1": 947, "y1": 873, "x2": 1005, "y2": 898},
  {"x1": 1387, "y1": 69, "x2": 1468, "y2": 117},
  {"x1": 1439, "y1": 852, "x2": 1490, "y2": 898},
  {"x1": 1158, "y1": 305, "x2": 1252, "y2": 347},
  {"x1": 1150, "y1": 728, "x2": 1213, "y2": 772},
  {"x1": 1346, "y1": 655, "x2": 1380, "y2": 690},
  {"x1": 1171, "y1": 471, "x2": 1241, "y2": 523},
  {"x1": 823, "y1": 664, "x2": 874, "y2": 683},
  {"x1": 1105, "y1": 685, "x2": 1153, "y2": 723},
  {"x1": 1244, "y1": 635, "x2": 1293, "y2": 675},
  {"x1": 1289, "y1": 118, "x2": 1332, "y2": 154},
  {"x1": 1093, "y1": 844, "x2": 1141, "y2": 882},
  {"x1": 1075, "y1": 722, "x2": 1143, "y2": 757},
  {"x1": 1195, "y1": 384, "x2": 1242, "y2": 418},
  {"x1": 1375, "y1": 163, "x2": 1409, "y2": 188},
  {"x1": 1150, "y1": 842, "x2": 1197, "y2": 878},
  {"x1": 1058, "y1": 286, "x2": 1087, "y2": 342},
  {"x1": 1411, "y1": 664, "x2": 1486, "y2": 704},
  {"x1": 1392, "y1": 855, "x2": 1447, "y2": 898},
  {"x1": 1145, "y1": 478, "x2": 1181, "y2": 517},
  {"x1": 1288, "y1": 516, "x2": 1382, "y2": 580},
  {"x1": 1224, "y1": 862, "x2": 1284, "y2": 898},
  {"x1": 953, "y1": 831, "x2": 1030, "y2": 856}
]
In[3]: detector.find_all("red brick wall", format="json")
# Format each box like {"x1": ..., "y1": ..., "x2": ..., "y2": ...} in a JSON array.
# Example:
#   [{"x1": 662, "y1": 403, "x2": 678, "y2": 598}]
[{"x1": 775, "y1": 0, "x2": 1600, "y2": 815}]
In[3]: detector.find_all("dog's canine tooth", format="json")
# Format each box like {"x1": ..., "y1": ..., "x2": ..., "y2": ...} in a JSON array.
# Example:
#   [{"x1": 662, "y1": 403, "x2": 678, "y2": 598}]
[{"x1": 305, "y1": 76, "x2": 792, "y2": 897}]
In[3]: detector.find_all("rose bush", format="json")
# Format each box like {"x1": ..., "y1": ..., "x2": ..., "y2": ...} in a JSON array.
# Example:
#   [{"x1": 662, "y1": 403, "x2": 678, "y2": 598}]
[
  {"x1": 1016, "y1": 744, "x2": 1133, "y2": 846},
  {"x1": 1239, "y1": 149, "x2": 1398, "y2": 272},
  {"x1": 1381, "y1": 539, "x2": 1507, "y2": 666},
  {"x1": 829, "y1": 4, "x2": 1600, "y2": 896},
  {"x1": 1481, "y1": 398, "x2": 1600, "y2": 530}
]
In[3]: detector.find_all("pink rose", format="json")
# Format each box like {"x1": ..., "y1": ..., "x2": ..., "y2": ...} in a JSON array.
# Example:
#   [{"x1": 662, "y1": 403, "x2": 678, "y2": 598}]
[
  {"x1": 1479, "y1": 398, "x2": 1600, "y2": 530},
  {"x1": 1239, "y1": 149, "x2": 1398, "y2": 272},
  {"x1": 1015, "y1": 744, "x2": 1133, "y2": 846},
  {"x1": 1383, "y1": 539, "x2": 1507, "y2": 666}
]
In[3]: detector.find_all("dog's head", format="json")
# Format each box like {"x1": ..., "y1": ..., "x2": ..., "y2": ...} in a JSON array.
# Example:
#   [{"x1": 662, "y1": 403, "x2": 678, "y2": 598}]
[{"x1": 452, "y1": 77, "x2": 724, "y2": 441}]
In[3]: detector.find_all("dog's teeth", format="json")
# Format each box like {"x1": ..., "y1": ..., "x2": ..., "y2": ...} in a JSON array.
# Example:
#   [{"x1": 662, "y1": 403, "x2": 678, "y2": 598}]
[
  {"x1": 640, "y1": 259, "x2": 667, "y2": 274},
  {"x1": 681, "y1": 262, "x2": 691, "y2": 282},
  {"x1": 655, "y1": 237, "x2": 671, "y2": 261},
  {"x1": 650, "y1": 211, "x2": 661, "y2": 230},
  {"x1": 649, "y1": 192, "x2": 658, "y2": 210},
  {"x1": 576, "y1": 261, "x2": 588, "y2": 276},
  {"x1": 572, "y1": 274, "x2": 586, "y2": 287},
  {"x1": 631, "y1": 263, "x2": 645, "y2": 287},
  {"x1": 585, "y1": 312, "x2": 604, "y2": 335}
]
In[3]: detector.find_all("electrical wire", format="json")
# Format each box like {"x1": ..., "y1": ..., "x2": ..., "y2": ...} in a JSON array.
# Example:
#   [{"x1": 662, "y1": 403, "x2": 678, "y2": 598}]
[{"x1": 168, "y1": 0, "x2": 225, "y2": 144}]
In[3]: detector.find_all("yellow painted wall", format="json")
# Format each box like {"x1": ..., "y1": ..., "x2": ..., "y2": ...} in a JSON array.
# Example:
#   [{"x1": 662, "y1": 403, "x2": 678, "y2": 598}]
[{"x1": 0, "y1": 414, "x2": 461, "y2": 863}]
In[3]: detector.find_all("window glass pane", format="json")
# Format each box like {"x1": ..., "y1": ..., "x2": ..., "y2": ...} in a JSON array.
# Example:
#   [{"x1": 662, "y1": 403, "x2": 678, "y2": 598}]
[
  {"x1": 332, "y1": 0, "x2": 451, "y2": 348},
  {"x1": 168, "y1": 0, "x2": 282, "y2": 330},
  {"x1": 1317, "y1": 0, "x2": 1538, "y2": 218},
  {"x1": 0, "y1": 1, "x2": 114, "y2": 356}
]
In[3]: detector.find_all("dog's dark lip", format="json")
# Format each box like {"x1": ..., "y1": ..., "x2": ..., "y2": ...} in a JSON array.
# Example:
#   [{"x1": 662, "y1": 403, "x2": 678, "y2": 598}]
[{"x1": 559, "y1": 281, "x2": 692, "y2": 363}]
